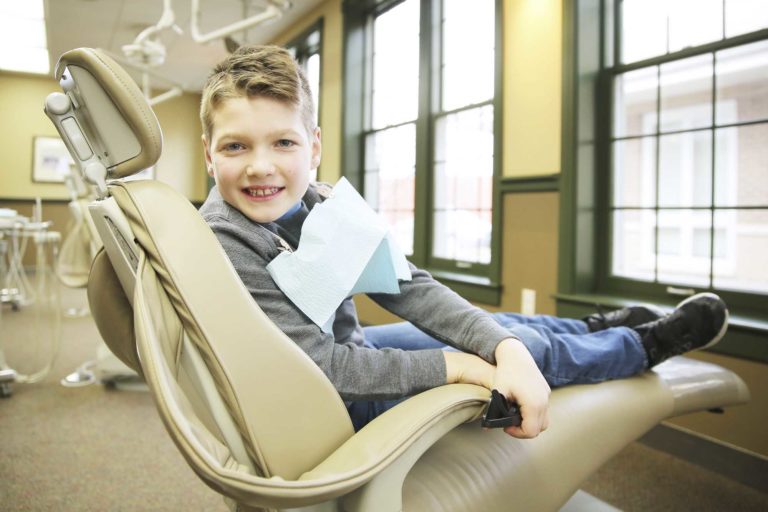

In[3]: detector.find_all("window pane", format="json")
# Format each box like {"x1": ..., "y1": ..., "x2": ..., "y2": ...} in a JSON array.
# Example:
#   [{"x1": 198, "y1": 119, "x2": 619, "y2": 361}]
[
  {"x1": 372, "y1": 0, "x2": 419, "y2": 129},
  {"x1": 725, "y1": 0, "x2": 768, "y2": 38},
  {"x1": 614, "y1": 67, "x2": 659, "y2": 138},
  {"x1": 621, "y1": 0, "x2": 668, "y2": 63},
  {"x1": 715, "y1": 40, "x2": 768, "y2": 125},
  {"x1": 433, "y1": 106, "x2": 493, "y2": 263},
  {"x1": 612, "y1": 137, "x2": 657, "y2": 208},
  {"x1": 364, "y1": 124, "x2": 416, "y2": 254},
  {"x1": 660, "y1": 54, "x2": 713, "y2": 132},
  {"x1": 668, "y1": 0, "x2": 722, "y2": 53},
  {"x1": 657, "y1": 209, "x2": 711, "y2": 288},
  {"x1": 433, "y1": 209, "x2": 492, "y2": 263},
  {"x1": 715, "y1": 124, "x2": 768, "y2": 207},
  {"x1": 442, "y1": 0, "x2": 495, "y2": 110},
  {"x1": 307, "y1": 53, "x2": 320, "y2": 127},
  {"x1": 658, "y1": 131, "x2": 712, "y2": 207},
  {"x1": 621, "y1": 0, "x2": 725, "y2": 63},
  {"x1": 713, "y1": 209, "x2": 768, "y2": 293},
  {"x1": 382, "y1": 211, "x2": 415, "y2": 256},
  {"x1": 611, "y1": 209, "x2": 656, "y2": 281}
]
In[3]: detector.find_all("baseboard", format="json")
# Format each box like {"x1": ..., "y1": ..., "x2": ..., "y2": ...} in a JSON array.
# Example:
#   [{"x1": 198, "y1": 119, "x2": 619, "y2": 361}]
[{"x1": 638, "y1": 423, "x2": 768, "y2": 493}]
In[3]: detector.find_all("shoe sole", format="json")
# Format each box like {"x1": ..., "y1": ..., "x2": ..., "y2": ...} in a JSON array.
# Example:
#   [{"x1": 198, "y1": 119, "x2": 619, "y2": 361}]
[{"x1": 674, "y1": 292, "x2": 729, "y2": 350}]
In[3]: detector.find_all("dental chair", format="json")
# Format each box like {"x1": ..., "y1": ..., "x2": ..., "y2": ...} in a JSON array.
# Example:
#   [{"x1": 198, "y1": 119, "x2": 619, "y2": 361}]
[{"x1": 43, "y1": 48, "x2": 750, "y2": 512}]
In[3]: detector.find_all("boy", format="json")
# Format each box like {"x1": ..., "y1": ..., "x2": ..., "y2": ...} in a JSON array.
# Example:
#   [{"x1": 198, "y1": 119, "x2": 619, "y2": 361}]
[{"x1": 198, "y1": 45, "x2": 728, "y2": 438}]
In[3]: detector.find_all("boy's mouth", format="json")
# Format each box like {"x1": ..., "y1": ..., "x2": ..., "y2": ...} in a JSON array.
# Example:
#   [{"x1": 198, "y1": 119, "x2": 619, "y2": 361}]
[{"x1": 242, "y1": 186, "x2": 284, "y2": 199}]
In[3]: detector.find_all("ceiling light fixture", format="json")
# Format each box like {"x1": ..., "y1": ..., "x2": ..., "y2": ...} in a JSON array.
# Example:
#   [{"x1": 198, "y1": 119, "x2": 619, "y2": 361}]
[{"x1": 0, "y1": 0, "x2": 49, "y2": 74}]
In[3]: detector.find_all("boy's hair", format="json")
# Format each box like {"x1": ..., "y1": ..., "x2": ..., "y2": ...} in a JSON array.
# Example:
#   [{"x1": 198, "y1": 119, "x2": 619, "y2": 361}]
[{"x1": 200, "y1": 45, "x2": 316, "y2": 140}]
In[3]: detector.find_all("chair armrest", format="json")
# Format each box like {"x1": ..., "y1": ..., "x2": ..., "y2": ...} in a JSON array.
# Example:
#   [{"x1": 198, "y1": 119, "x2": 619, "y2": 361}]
[
  {"x1": 190, "y1": 385, "x2": 490, "y2": 511},
  {"x1": 300, "y1": 384, "x2": 491, "y2": 511},
  {"x1": 303, "y1": 384, "x2": 490, "y2": 479}
]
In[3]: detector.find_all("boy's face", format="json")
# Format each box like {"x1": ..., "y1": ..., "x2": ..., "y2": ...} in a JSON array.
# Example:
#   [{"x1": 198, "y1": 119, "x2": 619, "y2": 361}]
[{"x1": 204, "y1": 96, "x2": 321, "y2": 224}]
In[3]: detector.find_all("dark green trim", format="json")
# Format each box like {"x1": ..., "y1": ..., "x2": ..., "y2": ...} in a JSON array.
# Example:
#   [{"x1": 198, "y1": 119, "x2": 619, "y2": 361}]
[
  {"x1": 557, "y1": 0, "x2": 577, "y2": 297},
  {"x1": 555, "y1": 293, "x2": 768, "y2": 364},
  {"x1": 412, "y1": 0, "x2": 435, "y2": 264},
  {"x1": 499, "y1": 174, "x2": 560, "y2": 193},
  {"x1": 488, "y1": 0, "x2": 504, "y2": 288},
  {"x1": 558, "y1": 0, "x2": 601, "y2": 296},
  {"x1": 340, "y1": 0, "x2": 367, "y2": 190}
]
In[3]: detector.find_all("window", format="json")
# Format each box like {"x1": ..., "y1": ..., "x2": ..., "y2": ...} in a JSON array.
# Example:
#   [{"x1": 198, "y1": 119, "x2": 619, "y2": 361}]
[
  {"x1": 344, "y1": 0, "x2": 501, "y2": 299},
  {"x1": 610, "y1": 1, "x2": 768, "y2": 299},
  {"x1": 286, "y1": 21, "x2": 323, "y2": 179}
]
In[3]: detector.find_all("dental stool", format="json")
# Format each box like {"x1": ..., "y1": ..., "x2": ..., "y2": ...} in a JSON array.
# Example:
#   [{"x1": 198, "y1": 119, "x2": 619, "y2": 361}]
[{"x1": 44, "y1": 48, "x2": 750, "y2": 512}]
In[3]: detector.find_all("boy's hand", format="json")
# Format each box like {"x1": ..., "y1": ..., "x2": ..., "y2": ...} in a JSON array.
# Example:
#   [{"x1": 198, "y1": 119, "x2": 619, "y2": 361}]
[
  {"x1": 443, "y1": 351, "x2": 495, "y2": 390},
  {"x1": 492, "y1": 337, "x2": 550, "y2": 439}
]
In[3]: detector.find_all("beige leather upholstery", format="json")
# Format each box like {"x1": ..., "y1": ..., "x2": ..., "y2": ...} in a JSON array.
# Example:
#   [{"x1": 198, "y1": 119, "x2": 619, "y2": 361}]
[
  {"x1": 110, "y1": 179, "x2": 354, "y2": 481},
  {"x1": 46, "y1": 48, "x2": 751, "y2": 512},
  {"x1": 54, "y1": 48, "x2": 162, "y2": 180},
  {"x1": 88, "y1": 249, "x2": 141, "y2": 376},
  {"x1": 400, "y1": 357, "x2": 749, "y2": 511}
]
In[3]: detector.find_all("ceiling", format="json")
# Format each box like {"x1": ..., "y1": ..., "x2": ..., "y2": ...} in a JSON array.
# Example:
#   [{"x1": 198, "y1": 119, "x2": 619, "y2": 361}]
[{"x1": 45, "y1": 0, "x2": 325, "y2": 92}]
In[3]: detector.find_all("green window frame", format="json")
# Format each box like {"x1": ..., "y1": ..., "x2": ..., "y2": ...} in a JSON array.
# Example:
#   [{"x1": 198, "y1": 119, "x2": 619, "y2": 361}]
[
  {"x1": 342, "y1": 0, "x2": 503, "y2": 304},
  {"x1": 559, "y1": 0, "x2": 768, "y2": 362},
  {"x1": 286, "y1": 20, "x2": 324, "y2": 178}
]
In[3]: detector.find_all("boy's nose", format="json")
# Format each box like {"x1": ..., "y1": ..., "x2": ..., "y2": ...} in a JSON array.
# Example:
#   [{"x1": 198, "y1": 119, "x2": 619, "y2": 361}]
[{"x1": 245, "y1": 155, "x2": 275, "y2": 177}]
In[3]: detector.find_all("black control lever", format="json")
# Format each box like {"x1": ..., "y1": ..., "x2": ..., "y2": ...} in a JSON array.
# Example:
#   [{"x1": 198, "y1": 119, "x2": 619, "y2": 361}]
[{"x1": 481, "y1": 389, "x2": 523, "y2": 428}]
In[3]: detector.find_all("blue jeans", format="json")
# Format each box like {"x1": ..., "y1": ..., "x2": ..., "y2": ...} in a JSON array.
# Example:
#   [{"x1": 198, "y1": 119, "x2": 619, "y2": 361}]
[{"x1": 347, "y1": 313, "x2": 648, "y2": 431}]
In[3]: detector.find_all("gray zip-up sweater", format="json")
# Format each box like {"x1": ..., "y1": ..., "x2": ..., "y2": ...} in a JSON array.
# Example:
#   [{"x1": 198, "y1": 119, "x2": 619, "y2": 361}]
[{"x1": 199, "y1": 183, "x2": 512, "y2": 401}]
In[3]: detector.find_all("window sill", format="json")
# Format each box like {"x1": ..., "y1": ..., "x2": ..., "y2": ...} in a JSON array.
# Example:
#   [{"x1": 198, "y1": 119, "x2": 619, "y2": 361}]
[
  {"x1": 555, "y1": 292, "x2": 768, "y2": 363},
  {"x1": 429, "y1": 269, "x2": 501, "y2": 306}
]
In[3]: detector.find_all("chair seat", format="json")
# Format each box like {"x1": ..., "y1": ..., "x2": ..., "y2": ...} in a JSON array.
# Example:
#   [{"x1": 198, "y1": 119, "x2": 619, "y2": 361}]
[{"x1": 399, "y1": 356, "x2": 749, "y2": 511}]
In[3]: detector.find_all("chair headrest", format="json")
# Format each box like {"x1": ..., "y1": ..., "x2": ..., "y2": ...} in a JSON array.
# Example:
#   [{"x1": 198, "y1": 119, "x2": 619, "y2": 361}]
[{"x1": 45, "y1": 48, "x2": 163, "y2": 189}]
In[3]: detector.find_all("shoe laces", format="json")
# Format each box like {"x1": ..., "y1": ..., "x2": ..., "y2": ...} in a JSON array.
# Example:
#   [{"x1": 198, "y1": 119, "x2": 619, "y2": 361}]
[
  {"x1": 650, "y1": 307, "x2": 691, "y2": 342},
  {"x1": 595, "y1": 303, "x2": 607, "y2": 323}
]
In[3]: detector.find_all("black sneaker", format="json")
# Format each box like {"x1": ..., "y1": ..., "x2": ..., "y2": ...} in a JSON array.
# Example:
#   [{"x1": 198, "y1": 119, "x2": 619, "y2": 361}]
[
  {"x1": 584, "y1": 304, "x2": 667, "y2": 332},
  {"x1": 634, "y1": 293, "x2": 728, "y2": 367}
]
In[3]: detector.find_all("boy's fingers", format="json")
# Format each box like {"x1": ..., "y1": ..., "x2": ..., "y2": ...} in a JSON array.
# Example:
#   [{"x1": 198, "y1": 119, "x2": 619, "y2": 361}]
[
  {"x1": 503, "y1": 417, "x2": 544, "y2": 439},
  {"x1": 501, "y1": 404, "x2": 549, "y2": 438}
]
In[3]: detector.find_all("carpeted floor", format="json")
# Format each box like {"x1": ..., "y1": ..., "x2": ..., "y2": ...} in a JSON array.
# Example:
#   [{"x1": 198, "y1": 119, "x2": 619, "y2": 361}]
[{"x1": 1, "y1": 285, "x2": 767, "y2": 511}]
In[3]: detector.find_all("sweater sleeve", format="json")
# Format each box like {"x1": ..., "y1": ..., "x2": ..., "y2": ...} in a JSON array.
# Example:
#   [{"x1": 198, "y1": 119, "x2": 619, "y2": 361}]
[
  {"x1": 368, "y1": 262, "x2": 514, "y2": 364},
  {"x1": 205, "y1": 214, "x2": 447, "y2": 401}
]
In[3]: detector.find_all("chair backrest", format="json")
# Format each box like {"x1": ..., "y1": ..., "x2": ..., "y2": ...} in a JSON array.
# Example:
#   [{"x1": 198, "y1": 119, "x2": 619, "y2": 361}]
[{"x1": 46, "y1": 48, "x2": 354, "y2": 484}]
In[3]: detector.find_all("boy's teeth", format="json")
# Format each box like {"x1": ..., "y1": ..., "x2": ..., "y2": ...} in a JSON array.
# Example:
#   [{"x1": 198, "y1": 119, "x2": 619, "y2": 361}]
[{"x1": 247, "y1": 187, "x2": 280, "y2": 197}]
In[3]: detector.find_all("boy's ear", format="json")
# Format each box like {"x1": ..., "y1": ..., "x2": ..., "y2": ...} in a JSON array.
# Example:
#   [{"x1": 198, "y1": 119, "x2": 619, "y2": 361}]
[
  {"x1": 202, "y1": 134, "x2": 214, "y2": 177},
  {"x1": 310, "y1": 127, "x2": 322, "y2": 169}
]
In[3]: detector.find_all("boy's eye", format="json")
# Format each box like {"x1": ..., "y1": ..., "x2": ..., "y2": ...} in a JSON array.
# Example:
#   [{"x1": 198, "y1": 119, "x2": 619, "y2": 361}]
[
  {"x1": 222, "y1": 142, "x2": 246, "y2": 152},
  {"x1": 276, "y1": 139, "x2": 296, "y2": 148}
]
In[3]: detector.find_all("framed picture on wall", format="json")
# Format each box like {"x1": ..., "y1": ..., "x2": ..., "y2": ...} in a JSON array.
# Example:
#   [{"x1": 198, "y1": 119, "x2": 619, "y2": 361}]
[{"x1": 32, "y1": 136, "x2": 75, "y2": 183}]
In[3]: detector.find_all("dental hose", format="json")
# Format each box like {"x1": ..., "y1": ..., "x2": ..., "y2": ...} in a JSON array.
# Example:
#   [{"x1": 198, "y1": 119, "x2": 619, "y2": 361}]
[{"x1": 3, "y1": 231, "x2": 63, "y2": 385}]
